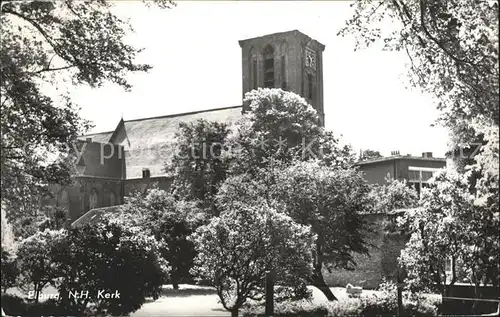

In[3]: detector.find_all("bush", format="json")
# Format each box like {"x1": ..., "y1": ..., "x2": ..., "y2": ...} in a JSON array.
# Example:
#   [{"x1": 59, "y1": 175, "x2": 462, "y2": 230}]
[
  {"x1": 325, "y1": 298, "x2": 363, "y2": 316},
  {"x1": 1, "y1": 294, "x2": 26, "y2": 316},
  {"x1": 16, "y1": 229, "x2": 65, "y2": 301},
  {"x1": 1, "y1": 294, "x2": 62, "y2": 316},
  {"x1": 242, "y1": 300, "x2": 329, "y2": 316},
  {"x1": 1, "y1": 246, "x2": 19, "y2": 293},
  {"x1": 191, "y1": 203, "x2": 315, "y2": 316}
]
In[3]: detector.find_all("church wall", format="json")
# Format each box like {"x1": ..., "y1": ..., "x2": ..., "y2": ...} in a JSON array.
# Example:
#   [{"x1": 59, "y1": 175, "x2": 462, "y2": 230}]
[{"x1": 358, "y1": 160, "x2": 395, "y2": 185}]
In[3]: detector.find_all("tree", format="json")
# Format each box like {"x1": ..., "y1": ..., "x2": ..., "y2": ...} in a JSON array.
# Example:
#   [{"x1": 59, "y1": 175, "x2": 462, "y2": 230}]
[
  {"x1": 398, "y1": 169, "x2": 499, "y2": 294},
  {"x1": 108, "y1": 189, "x2": 206, "y2": 290},
  {"x1": 0, "y1": 0, "x2": 174, "y2": 222},
  {"x1": 190, "y1": 203, "x2": 315, "y2": 317},
  {"x1": 53, "y1": 223, "x2": 169, "y2": 315},
  {"x1": 271, "y1": 161, "x2": 372, "y2": 301},
  {"x1": 166, "y1": 119, "x2": 231, "y2": 216},
  {"x1": 16, "y1": 229, "x2": 66, "y2": 303},
  {"x1": 218, "y1": 161, "x2": 372, "y2": 301}
]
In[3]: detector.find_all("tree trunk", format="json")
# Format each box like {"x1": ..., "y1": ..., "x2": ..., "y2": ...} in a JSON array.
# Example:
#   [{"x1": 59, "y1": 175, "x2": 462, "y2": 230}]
[
  {"x1": 231, "y1": 308, "x2": 239, "y2": 317},
  {"x1": 310, "y1": 270, "x2": 337, "y2": 301},
  {"x1": 311, "y1": 239, "x2": 337, "y2": 301}
]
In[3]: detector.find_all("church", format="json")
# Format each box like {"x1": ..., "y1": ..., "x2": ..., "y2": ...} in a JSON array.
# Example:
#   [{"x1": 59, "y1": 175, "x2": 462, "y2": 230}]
[{"x1": 49, "y1": 30, "x2": 327, "y2": 222}]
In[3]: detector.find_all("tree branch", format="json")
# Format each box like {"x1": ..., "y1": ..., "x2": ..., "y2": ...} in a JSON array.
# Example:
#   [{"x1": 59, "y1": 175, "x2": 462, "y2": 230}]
[
  {"x1": 2, "y1": 7, "x2": 78, "y2": 70},
  {"x1": 419, "y1": 0, "x2": 473, "y2": 67}
]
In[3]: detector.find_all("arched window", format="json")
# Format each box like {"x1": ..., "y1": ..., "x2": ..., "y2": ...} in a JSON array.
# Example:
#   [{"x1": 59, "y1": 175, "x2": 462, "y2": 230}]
[
  {"x1": 57, "y1": 189, "x2": 69, "y2": 208},
  {"x1": 263, "y1": 45, "x2": 274, "y2": 88},
  {"x1": 281, "y1": 55, "x2": 287, "y2": 90}
]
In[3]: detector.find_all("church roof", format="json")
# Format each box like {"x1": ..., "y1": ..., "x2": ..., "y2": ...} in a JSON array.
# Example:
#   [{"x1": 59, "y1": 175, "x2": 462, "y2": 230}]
[
  {"x1": 78, "y1": 131, "x2": 114, "y2": 143},
  {"x1": 81, "y1": 106, "x2": 243, "y2": 179},
  {"x1": 71, "y1": 205, "x2": 122, "y2": 227}
]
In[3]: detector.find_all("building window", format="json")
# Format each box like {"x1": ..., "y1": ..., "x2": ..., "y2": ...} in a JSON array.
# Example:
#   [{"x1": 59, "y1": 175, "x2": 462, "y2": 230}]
[
  {"x1": 252, "y1": 59, "x2": 258, "y2": 89},
  {"x1": 109, "y1": 191, "x2": 116, "y2": 206},
  {"x1": 57, "y1": 189, "x2": 69, "y2": 208},
  {"x1": 142, "y1": 168, "x2": 151, "y2": 179},
  {"x1": 263, "y1": 45, "x2": 274, "y2": 88},
  {"x1": 307, "y1": 74, "x2": 313, "y2": 100}
]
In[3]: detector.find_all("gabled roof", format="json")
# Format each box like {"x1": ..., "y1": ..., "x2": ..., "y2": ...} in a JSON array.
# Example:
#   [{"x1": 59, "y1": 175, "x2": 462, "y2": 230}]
[
  {"x1": 71, "y1": 205, "x2": 122, "y2": 227},
  {"x1": 82, "y1": 106, "x2": 243, "y2": 179}
]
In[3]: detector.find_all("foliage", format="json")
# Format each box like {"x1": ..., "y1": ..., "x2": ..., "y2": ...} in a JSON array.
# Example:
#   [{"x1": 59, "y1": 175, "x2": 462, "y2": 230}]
[
  {"x1": 360, "y1": 149, "x2": 383, "y2": 161},
  {"x1": 271, "y1": 160, "x2": 371, "y2": 300},
  {"x1": 398, "y1": 169, "x2": 499, "y2": 292},
  {"x1": 190, "y1": 203, "x2": 315, "y2": 316},
  {"x1": 166, "y1": 119, "x2": 231, "y2": 215},
  {"x1": 16, "y1": 229, "x2": 66, "y2": 302},
  {"x1": 368, "y1": 179, "x2": 419, "y2": 214},
  {"x1": 0, "y1": 0, "x2": 174, "y2": 224},
  {"x1": 225, "y1": 88, "x2": 355, "y2": 176},
  {"x1": 53, "y1": 223, "x2": 169, "y2": 315},
  {"x1": 1, "y1": 246, "x2": 19, "y2": 293},
  {"x1": 1, "y1": 294, "x2": 62, "y2": 317},
  {"x1": 110, "y1": 189, "x2": 205, "y2": 289}
]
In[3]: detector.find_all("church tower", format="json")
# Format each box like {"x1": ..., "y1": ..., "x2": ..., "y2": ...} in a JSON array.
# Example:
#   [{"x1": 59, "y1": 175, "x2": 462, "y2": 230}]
[{"x1": 239, "y1": 30, "x2": 326, "y2": 126}]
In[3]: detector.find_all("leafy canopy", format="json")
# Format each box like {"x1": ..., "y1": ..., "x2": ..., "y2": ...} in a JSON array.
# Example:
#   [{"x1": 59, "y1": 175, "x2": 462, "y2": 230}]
[{"x1": 190, "y1": 203, "x2": 315, "y2": 316}]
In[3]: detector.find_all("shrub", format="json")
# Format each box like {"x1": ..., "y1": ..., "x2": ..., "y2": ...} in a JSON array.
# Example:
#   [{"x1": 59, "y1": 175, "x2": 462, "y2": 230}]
[
  {"x1": 0, "y1": 294, "x2": 62, "y2": 316},
  {"x1": 191, "y1": 203, "x2": 315, "y2": 317}
]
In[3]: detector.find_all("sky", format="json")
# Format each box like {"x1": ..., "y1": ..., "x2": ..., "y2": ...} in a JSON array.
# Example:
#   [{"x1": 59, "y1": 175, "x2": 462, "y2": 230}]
[{"x1": 68, "y1": 0, "x2": 450, "y2": 157}]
